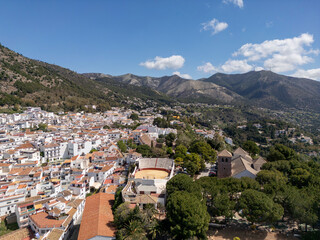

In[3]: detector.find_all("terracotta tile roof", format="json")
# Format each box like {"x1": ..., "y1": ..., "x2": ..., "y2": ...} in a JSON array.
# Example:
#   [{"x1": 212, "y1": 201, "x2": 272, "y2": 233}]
[
  {"x1": 43, "y1": 143, "x2": 59, "y2": 148},
  {"x1": 8, "y1": 168, "x2": 22, "y2": 175},
  {"x1": 218, "y1": 149, "x2": 232, "y2": 157},
  {"x1": 0, "y1": 163, "x2": 12, "y2": 167},
  {"x1": 15, "y1": 142, "x2": 35, "y2": 150},
  {"x1": 92, "y1": 151, "x2": 104, "y2": 157},
  {"x1": 105, "y1": 185, "x2": 118, "y2": 194},
  {"x1": 62, "y1": 208, "x2": 77, "y2": 228},
  {"x1": 70, "y1": 155, "x2": 79, "y2": 161},
  {"x1": 139, "y1": 134, "x2": 152, "y2": 146},
  {"x1": 45, "y1": 228, "x2": 64, "y2": 240},
  {"x1": 18, "y1": 184, "x2": 27, "y2": 189},
  {"x1": 104, "y1": 179, "x2": 113, "y2": 185},
  {"x1": 6, "y1": 149, "x2": 16, "y2": 154},
  {"x1": 78, "y1": 193, "x2": 115, "y2": 240},
  {"x1": 60, "y1": 190, "x2": 72, "y2": 197},
  {"x1": 67, "y1": 199, "x2": 83, "y2": 209},
  {"x1": 49, "y1": 207, "x2": 61, "y2": 215},
  {"x1": 231, "y1": 156, "x2": 258, "y2": 177},
  {"x1": 29, "y1": 212, "x2": 65, "y2": 229},
  {"x1": 101, "y1": 165, "x2": 113, "y2": 172}
]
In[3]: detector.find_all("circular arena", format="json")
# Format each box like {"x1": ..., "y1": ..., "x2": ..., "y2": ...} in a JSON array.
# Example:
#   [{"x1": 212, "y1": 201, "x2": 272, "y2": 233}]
[
  {"x1": 134, "y1": 169, "x2": 169, "y2": 179},
  {"x1": 133, "y1": 158, "x2": 174, "y2": 180}
]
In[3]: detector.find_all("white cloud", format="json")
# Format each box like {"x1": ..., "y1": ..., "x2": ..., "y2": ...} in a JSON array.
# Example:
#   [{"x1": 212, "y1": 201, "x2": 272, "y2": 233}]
[
  {"x1": 201, "y1": 18, "x2": 228, "y2": 35},
  {"x1": 223, "y1": 0, "x2": 244, "y2": 8},
  {"x1": 198, "y1": 33, "x2": 320, "y2": 75},
  {"x1": 292, "y1": 68, "x2": 320, "y2": 81},
  {"x1": 232, "y1": 33, "x2": 319, "y2": 73},
  {"x1": 140, "y1": 55, "x2": 185, "y2": 70},
  {"x1": 197, "y1": 60, "x2": 253, "y2": 74},
  {"x1": 197, "y1": 62, "x2": 217, "y2": 73},
  {"x1": 173, "y1": 71, "x2": 192, "y2": 79},
  {"x1": 220, "y1": 60, "x2": 253, "y2": 73},
  {"x1": 255, "y1": 66, "x2": 264, "y2": 71}
]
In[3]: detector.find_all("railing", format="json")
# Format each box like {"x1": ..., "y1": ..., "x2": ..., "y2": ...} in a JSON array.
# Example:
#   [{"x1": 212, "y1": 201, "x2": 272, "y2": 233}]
[{"x1": 19, "y1": 208, "x2": 35, "y2": 215}]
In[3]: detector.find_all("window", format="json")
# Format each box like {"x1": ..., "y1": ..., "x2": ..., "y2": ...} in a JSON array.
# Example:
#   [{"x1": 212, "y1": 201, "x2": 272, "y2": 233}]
[{"x1": 226, "y1": 159, "x2": 228, "y2": 162}]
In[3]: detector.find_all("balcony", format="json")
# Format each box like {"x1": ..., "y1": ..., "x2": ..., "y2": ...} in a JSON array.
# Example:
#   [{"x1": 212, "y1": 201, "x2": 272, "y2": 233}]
[{"x1": 20, "y1": 208, "x2": 35, "y2": 215}]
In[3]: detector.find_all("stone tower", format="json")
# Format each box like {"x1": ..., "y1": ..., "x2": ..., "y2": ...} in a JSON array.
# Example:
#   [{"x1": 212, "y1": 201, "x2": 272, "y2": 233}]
[{"x1": 217, "y1": 149, "x2": 232, "y2": 178}]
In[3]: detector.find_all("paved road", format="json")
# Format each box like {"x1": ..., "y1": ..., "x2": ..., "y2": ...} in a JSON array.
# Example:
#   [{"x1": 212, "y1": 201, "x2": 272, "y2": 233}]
[{"x1": 197, "y1": 163, "x2": 212, "y2": 179}]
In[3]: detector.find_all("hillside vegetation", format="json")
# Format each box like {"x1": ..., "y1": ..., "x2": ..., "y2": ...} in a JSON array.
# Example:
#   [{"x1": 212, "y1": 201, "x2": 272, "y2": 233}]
[{"x1": 2, "y1": 43, "x2": 320, "y2": 115}]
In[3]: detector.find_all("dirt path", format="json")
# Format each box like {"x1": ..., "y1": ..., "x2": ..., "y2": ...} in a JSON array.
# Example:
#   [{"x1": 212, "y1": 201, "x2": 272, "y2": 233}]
[{"x1": 208, "y1": 227, "x2": 298, "y2": 240}]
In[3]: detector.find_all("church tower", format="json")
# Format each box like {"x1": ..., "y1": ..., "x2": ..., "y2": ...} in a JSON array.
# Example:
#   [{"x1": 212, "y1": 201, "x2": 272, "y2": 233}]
[{"x1": 217, "y1": 149, "x2": 232, "y2": 178}]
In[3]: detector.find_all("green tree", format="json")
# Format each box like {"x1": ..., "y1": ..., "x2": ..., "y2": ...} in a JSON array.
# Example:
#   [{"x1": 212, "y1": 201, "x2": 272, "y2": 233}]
[
  {"x1": 238, "y1": 189, "x2": 284, "y2": 224},
  {"x1": 166, "y1": 191, "x2": 210, "y2": 240},
  {"x1": 112, "y1": 186, "x2": 124, "y2": 212},
  {"x1": 166, "y1": 174, "x2": 202, "y2": 199},
  {"x1": 166, "y1": 147, "x2": 173, "y2": 156},
  {"x1": 256, "y1": 170, "x2": 287, "y2": 186},
  {"x1": 267, "y1": 144, "x2": 297, "y2": 161},
  {"x1": 212, "y1": 193, "x2": 236, "y2": 222},
  {"x1": 117, "y1": 220, "x2": 147, "y2": 240},
  {"x1": 242, "y1": 140, "x2": 260, "y2": 157},
  {"x1": 239, "y1": 177, "x2": 260, "y2": 191},
  {"x1": 290, "y1": 168, "x2": 311, "y2": 188},
  {"x1": 37, "y1": 123, "x2": 48, "y2": 131},
  {"x1": 117, "y1": 140, "x2": 127, "y2": 153},
  {"x1": 207, "y1": 133, "x2": 225, "y2": 151},
  {"x1": 189, "y1": 141, "x2": 217, "y2": 163},
  {"x1": 130, "y1": 113, "x2": 139, "y2": 120},
  {"x1": 174, "y1": 157, "x2": 184, "y2": 166},
  {"x1": 184, "y1": 153, "x2": 205, "y2": 176},
  {"x1": 153, "y1": 117, "x2": 169, "y2": 128},
  {"x1": 176, "y1": 131, "x2": 192, "y2": 148},
  {"x1": 136, "y1": 144, "x2": 152, "y2": 157},
  {"x1": 127, "y1": 139, "x2": 137, "y2": 149},
  {"x1": 174, "y1": 144, "x2": 187, "y2": 159},
  {"x1": 291, "y1": 190, "x2": 318, "y2": 231},
  {"x1": 165, "y1": 133, "x2": 176, "y2": 147}
]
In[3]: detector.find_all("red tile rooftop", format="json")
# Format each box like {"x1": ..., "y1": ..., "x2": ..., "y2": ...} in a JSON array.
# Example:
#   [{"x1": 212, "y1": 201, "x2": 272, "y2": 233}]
[
  {"x1": 104, "y1": 179, "x2": 113, "y2": 185},
  {"x1": 78, "y1": 193, "x2": 115, "y2": 240},
  {"x1": 29, "y1": 212, "x2": 65, "y2": 229}
]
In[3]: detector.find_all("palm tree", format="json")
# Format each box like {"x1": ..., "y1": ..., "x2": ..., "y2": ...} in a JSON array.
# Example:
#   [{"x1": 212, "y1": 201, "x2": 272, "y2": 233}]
[{"x1": 120, "y1": 220, "x2": 147, "y2": 240}]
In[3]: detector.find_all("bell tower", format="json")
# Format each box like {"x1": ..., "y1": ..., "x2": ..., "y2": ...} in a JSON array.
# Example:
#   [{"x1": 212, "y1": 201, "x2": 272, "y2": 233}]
[{"x1": 217, "y1": 150, "x2": 232, "y2": 178}]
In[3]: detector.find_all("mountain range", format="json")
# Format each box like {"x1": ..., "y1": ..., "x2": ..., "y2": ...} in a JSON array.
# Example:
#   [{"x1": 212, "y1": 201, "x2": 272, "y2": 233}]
[
  {"x1": 85, "y1": 71, "x2": 320, "y2": 112},
  {"x1": 1, "y1": 43, "x2": 320, "y2": 112}
]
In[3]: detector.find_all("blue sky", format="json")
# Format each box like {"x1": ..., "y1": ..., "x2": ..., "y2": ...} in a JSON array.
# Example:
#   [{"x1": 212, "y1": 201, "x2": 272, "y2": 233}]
[{"x1": 0, "y1": 0, "x2": 320, "y2": 80}]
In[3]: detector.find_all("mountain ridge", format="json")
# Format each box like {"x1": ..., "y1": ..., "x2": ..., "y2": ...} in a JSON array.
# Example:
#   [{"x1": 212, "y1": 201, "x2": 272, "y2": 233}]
[
  {"x1": 84, "y1": 73, "x2": 243, "y2": 104},
  {"x1": 85, "y1": 70, "x2": 320, "y2": 112},
  {"x1": 1, "y1": 43, "x2": 320, "y2": 112}
]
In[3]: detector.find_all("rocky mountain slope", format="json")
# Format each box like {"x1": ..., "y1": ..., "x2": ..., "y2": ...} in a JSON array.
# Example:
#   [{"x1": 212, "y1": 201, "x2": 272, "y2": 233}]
[
  {"x1": 0, "y1": 44, "x2": 170, "y2": 111},
  {"x1": 1, "y1": 43, "x2": 320, "y2": 112},
  {"x1": 85, "y1": 73, "x2": 242, "y2": 104},
  {"x1": 87, "y1": 71, "x2": 320, "y2": 112},
  {"x1": 203, "y1": 71, "x2": 320, "y2": 111}
]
